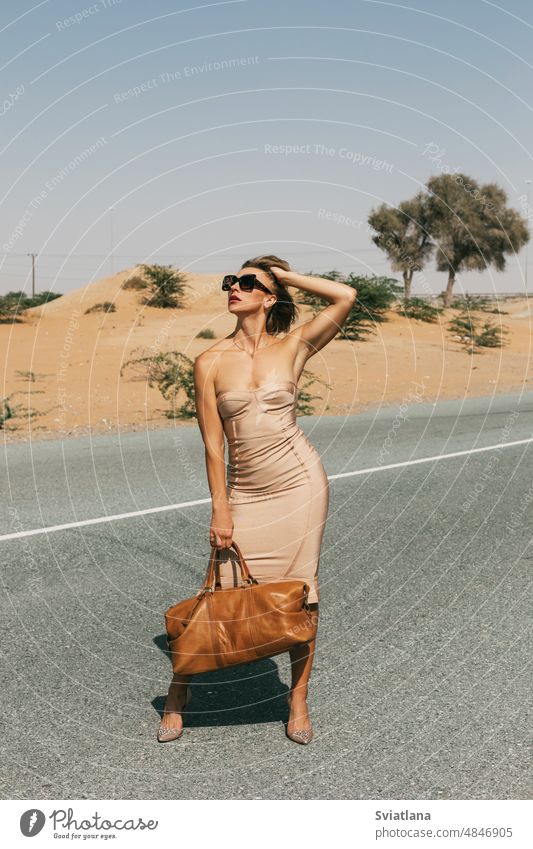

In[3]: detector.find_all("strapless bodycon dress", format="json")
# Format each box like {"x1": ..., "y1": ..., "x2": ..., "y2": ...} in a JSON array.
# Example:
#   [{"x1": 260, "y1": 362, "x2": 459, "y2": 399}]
[{"x1": 214, "y1": 380, "x2": 330, "y2": 604}]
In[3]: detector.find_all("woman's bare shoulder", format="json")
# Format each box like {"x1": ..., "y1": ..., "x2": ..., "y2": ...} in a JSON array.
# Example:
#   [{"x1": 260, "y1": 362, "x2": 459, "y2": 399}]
[
  {"x1": 194, "y1": 341, "x2": 233, "y2": 385},
  {"x1": 195, "y1": 339, "x2": 233, "y2": 359}
]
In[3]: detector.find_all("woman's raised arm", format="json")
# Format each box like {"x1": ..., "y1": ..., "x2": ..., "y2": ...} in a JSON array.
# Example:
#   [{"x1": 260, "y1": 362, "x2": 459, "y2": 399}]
[{"x1": 271, "y1": 267, "x2": 356, "y2": 361}]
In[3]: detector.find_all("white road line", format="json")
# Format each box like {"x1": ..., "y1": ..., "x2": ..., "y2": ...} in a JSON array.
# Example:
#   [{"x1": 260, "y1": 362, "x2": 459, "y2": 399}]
[
  {"x1": 329, "y1": 436, "x2": 533, "y2": 479},
  {"x1": 2, "y1": 436, "x2": 532, "y2": 543}
]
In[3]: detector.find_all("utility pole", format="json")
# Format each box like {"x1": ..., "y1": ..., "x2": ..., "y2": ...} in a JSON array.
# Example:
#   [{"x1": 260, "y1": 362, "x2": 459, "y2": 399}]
[
  {"x1": 525, "y1": 180, "x2": 532, "y2": 292},
  {"x1": 108, "y1": 206, "x2": 115, "y2": 275},
  {"x1": 27, "y1": 252, "x2": 37, "y2": 297}
]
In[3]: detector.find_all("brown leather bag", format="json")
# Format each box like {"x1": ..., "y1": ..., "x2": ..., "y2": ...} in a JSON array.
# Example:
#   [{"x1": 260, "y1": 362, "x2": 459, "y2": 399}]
[{"x1": 164, "y1": 540, "x2": 317, "y2": 674}]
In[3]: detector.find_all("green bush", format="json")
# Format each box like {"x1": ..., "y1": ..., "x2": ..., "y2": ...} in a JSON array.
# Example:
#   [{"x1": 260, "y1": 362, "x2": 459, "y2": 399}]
[
  {"x1": 294, "y1": 370, "x2": 332, "y2": 415},
  {"x1": 448, "y1": 311, "x2": 509, "y2": 354},
  {"x1": 0, "y1": 392, "x2": 44, "y2": 430},
  {"x1": 300, "y1": 271, "x2": 402, "y2": 340},
  {"x1": 0, "y1": 289, "x2": 62, "y2": 323},
  {"x1": 120, "y1": 350, "x2": 196, "y2": 419},
  {"x1": 449, "y1": 294, "x2": 491, "y2": 312},
  {"x1": 0, "y1": 397, "x2": 13, "y2": 428},
  {"x1": 139, "y1": 263, "x2": 189, "y2": 309},
  {"x1": 0, "y1": 300, "x2": 23, "y2": 323},
  {"x1": 476, "y1": 321, "x2": 509, "y2": 348},
  {"x1": 15, "y1": 370, "x2": 36, "y2": 382},
  {"x1": 397, "y1": 297, "x2": 443, "y2": 322},
  {"x1": 30, "y1": 290, "x2": 62, "y2": 307},
  {"x1": 84, "y1": 301, "x2": 116, "y2": 314},
  {"x1": 196, "y1": 329, "x2": 216, "y2": 339},
  {"x1": 122, "y1": 275, "x2": 148, "y2": 290}
]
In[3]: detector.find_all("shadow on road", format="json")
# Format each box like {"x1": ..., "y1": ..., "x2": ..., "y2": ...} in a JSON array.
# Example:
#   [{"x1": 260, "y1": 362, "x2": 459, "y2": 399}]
[{"x1": 152, "y1": 633, "x2": 291, "y2": 727}]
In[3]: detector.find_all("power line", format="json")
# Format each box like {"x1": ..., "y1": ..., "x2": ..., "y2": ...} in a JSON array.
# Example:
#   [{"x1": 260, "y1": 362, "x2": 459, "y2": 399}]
[{"x1": 1, "y1": 248, "x2": 380, "y2": 259}]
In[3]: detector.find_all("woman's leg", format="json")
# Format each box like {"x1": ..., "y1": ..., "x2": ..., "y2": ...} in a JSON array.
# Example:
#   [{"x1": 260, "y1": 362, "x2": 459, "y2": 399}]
[
  {"x1": 287, "y1": 603, "x2": 319, "y2": 733},
  {"x1": 159, "y1": 672, "x2": 193, "y2": 732}
]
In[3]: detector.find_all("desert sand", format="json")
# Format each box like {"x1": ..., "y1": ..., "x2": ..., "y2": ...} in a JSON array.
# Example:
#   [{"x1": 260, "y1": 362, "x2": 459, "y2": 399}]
[{"x1": 1, "y1": 264, "x2": 531, "y2": 443}]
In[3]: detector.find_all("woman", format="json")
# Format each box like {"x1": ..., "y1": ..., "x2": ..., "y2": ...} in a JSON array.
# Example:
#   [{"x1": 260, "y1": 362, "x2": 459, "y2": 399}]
[{"x1": 157, "y1": 254, "x2": 356, "y2": 744}]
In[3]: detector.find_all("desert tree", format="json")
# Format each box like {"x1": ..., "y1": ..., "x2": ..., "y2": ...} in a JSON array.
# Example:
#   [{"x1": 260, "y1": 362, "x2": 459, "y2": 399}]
[
  {"x1": 368, "y1": 192, "x2": 433, "y2": 300},
  {"x1": 425, "y1": 174, "x2": 529, "y2": 307}
]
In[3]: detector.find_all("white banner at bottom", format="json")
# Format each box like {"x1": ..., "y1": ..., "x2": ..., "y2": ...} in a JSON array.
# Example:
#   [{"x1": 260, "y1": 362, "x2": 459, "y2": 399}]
[{"x1": 1, "y1": 799, "x2": 531, "y2": 848}]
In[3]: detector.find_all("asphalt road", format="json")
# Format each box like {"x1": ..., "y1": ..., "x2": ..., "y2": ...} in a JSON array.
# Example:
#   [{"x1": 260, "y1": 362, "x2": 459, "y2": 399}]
[{"x1": 1, "y1": 390, "x2": 531, "y2": 800}]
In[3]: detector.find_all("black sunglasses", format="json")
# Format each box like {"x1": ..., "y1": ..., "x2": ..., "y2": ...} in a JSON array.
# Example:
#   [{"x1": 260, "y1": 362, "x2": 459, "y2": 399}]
[{"x1": 222, "y1": 273, "x2": 274, "y2": 295}]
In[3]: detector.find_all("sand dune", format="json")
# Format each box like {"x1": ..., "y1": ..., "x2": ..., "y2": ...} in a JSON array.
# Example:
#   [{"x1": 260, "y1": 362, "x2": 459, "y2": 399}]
[{"x1": 1, "y1": 264, "x2": 531, "y2": 442}]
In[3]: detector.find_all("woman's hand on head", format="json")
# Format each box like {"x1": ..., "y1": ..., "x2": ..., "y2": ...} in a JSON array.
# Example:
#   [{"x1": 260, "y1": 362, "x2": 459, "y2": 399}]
[{"x1": 270, "y1": 266, "x2": 291, "y2": 287}]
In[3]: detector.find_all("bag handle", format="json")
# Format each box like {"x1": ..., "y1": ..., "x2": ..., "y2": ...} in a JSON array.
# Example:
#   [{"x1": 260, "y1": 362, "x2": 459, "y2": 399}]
[{"x1": 202, "y1": 540, "x2": 258, "y2": 593}]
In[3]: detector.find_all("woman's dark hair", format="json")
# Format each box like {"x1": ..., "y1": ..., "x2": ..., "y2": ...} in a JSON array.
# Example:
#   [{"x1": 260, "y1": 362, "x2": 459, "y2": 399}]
[{"x1": 240, "y1": 254, "x2": 299, "y2": 335}]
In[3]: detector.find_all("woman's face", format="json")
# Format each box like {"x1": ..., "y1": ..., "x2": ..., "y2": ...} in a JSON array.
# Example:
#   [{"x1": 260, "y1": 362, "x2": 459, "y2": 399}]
[{"x1": 227, "y1": 267, "x2": 276, "y2": 313}]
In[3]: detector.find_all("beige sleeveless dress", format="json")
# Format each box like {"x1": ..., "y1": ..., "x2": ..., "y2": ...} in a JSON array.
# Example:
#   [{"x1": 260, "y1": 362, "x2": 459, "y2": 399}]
[{"x1": 214, "y1": 380, "x2": 330, "y2": 604}]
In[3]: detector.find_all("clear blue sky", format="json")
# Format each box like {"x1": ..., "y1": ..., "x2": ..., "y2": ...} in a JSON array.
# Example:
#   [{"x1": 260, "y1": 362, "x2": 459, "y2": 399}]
[{"x1": 1, "y1": 0, "x2": 532, "y2": 295}]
